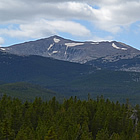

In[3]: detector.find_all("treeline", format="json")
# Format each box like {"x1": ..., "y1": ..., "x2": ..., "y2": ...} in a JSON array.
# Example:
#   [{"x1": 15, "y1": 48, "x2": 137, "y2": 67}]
[{"x1": 0, "y1": 95, "x2": 140, "y2": 140}]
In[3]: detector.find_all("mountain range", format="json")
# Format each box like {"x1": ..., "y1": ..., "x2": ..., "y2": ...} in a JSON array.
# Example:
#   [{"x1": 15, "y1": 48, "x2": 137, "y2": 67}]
[
  {"x1": 0, "y1": 35, "x2": 140, "y2": 103},
  {"x1": 1, "y1": 35, "x2": 140, "y2": 72}
]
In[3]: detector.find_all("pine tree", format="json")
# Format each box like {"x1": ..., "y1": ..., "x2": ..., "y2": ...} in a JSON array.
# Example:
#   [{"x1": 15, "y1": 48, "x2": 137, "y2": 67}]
[
  {"x1": 110, "y1": 133, "x2": 121, "y2": 140},
  {"x1": 15, "y1": 126, "x2": 35, "y2": 140},
  {"x1": 95, "y1": 129, "x2": 109, "y2": 140},
  {"x1": 0, "y1": 119, "x2": 15, "y2": 140},
  {"x1": 44, "y1": 127, "x2": 57, "y2": 140}
]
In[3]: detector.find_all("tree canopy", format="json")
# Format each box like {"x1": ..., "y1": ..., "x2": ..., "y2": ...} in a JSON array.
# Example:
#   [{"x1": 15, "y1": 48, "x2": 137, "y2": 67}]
[{"x1": 0, "y1": 95, "x2": 139, "y2": 140}]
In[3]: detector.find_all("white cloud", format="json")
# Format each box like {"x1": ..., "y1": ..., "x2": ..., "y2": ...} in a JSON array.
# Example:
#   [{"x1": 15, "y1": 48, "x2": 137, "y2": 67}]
[
  {"x1": 0, "y1": 0, "x2": 140, "y2": 38},
  {"x1": 0, "y1": 20, "x2": 91, "y2": 39},
  {"x1": 0, "y1": 1, "x2": 96, "y2": 23},
  {"x1": 0, "y1": 37, "x2": 4, "y2": 46},
  {"x1": 91, "y1": 35, "x2": 113, "y2": 42},
  {"x1": 91, "y1": 1, "x2": 140, "y2": 33}
]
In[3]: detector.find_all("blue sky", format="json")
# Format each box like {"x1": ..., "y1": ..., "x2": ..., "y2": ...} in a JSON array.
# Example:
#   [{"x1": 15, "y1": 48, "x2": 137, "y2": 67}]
[{"x1": 0, "y1": 0, "x2": 140, "y2": 50}]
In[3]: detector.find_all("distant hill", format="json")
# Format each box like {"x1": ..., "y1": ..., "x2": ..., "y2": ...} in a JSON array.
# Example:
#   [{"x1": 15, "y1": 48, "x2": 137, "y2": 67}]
[
  {"x1": 0, "y1": 51, "x2": 140, "y2": 104},
  {"x1": 0, "y1": 51, "x2": 92, "y2": 84},
  {"x1": 49, "y1": 69, "x2": 140, "y2": 104},
  {"x1": 0, "y1": 82, "x2": 59, "y2": 101}
]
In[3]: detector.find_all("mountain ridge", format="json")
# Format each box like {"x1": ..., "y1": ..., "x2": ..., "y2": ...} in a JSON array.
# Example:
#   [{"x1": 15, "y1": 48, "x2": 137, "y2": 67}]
[
  {"x1": 0, "y1": 35, "x2": 140, "y2": 72},
  {"x1": 1, "y1": 35, "x2": 139, "y2": 60}
]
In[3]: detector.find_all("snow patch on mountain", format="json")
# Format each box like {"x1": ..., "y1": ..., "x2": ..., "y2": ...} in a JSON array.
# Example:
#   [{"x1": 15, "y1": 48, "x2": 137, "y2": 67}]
[
  {"x1": 112, "y1": 43, "x2": 127, "y2": 50},
  {"x1": 65, "y1": 46, "x2": 68, "y2": 55},
  {"x1": 65, "y1": 43, "x2": 84, "y2": 47},
  {"x1": 64, "y1": 43, "x2": 84, "y2": 55},
  {"x1": 48, "y1": 43, "x2": 54, "y2": 51},
  {"x1": 52, "y1": 51, "x2": 58, "y2": 54},
  {"x1": 53, "y1": 38, "x2": 60, "y2": 43},
  {"x1": 112, "y1": 43, "x2": 120, "y2": 49},
  {"x1": 0, "y1": 48, "x2": 6, "y2": 51},
  {"x1": 91, "y1": 42, "x2": 99, "y2": 45},
  {"x1": 121, "y1": 48, "x2": 127, "y2": 50}
]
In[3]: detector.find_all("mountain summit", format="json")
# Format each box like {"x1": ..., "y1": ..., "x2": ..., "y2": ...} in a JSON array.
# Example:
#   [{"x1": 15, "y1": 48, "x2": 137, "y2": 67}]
[
  {"x1": 1, "y1": 35, "x2": 139, "y2": 64},
  {"x1": 0, "y1": 35, "x2": 140, "y2": 72}
]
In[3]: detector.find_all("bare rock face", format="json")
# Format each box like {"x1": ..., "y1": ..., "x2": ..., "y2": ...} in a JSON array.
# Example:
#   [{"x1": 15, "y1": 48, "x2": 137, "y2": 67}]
[
  {"x1": 1, "y1": 35, "x2": 139, "y2": 63},
  {"x1": 0, "y1": 35, "x2": 140, "y2": 72}
]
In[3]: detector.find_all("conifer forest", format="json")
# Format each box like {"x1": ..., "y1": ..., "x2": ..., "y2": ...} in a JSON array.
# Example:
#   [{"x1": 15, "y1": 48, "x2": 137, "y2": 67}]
[{"x1": 0, "y1": 95, "x2": 140, "y2": 140}]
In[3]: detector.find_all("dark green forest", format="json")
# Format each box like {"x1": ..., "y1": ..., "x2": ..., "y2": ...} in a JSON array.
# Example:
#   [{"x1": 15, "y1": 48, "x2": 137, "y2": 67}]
[
  {"x1": 0, "y1": 95, "x2": 140, "y2": 140},
  {"x1": 1, "y1": 51, "x2": 140, "y2": 104}
]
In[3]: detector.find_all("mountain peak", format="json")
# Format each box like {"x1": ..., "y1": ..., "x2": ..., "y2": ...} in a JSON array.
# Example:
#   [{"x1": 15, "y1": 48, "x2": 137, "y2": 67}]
[
  {"x1": 1, "y1": 36, "x2": 140, "y2": 64},
  {"x1": 49, "y1": 35, "x2": 66, "y2": 41}
]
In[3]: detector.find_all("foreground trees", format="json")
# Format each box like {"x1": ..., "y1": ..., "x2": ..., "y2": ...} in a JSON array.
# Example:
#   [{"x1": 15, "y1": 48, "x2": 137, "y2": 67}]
[{"x1": 0, "y1": 95, "x2": 140, "y2": 140}]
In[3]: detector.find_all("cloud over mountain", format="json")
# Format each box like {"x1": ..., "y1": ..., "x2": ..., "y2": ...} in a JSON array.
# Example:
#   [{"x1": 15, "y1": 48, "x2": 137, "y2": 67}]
[
  {"x1": 0, "y1": 37, "x2": 4, "y2": 46},
  {"x1": 0, "y1": 20, "x2": 90, "y2": 39},
  {"x1": 0, "y1": 0, "x2": 140, "y2": 47}
]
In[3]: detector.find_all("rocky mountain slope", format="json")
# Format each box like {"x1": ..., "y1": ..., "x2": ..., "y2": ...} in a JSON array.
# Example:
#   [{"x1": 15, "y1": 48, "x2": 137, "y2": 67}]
[
  {"x1": 86, "y1": 54, "x2": 140, "y2": 72},
  {"x1": 1, "y1": 35, "x2": 139, "y2": 64}
]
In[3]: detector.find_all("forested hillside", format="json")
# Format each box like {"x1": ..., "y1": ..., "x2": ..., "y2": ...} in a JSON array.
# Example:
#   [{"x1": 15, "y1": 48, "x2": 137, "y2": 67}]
[
  {"x1": 0, "y1": 82, "x2": 58, "y2": 101},
  {"x1": 0, "y1": 95, "x2": 140, "y2": 140},
  {"x1": 1, "y1": 51, "x2": 140, "y2": 104}
]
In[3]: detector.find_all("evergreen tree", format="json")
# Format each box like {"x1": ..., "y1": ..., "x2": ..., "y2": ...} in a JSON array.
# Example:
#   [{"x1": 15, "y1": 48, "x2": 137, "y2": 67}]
[
  {"x1": 44, "y1": 127, "x2": 57, "y2": 140},
  {"x1": 110, "y1": 133, "x2": 121, "y2": 140},
  {"x1": 0, "y1": 95, "x2": 139, "y2": 139},
  {"x1": 0, "y1": 119, "x2": 15, "y2": 140},
  {"x1": 95, "y1": 129, "x2": 109, "y2": 140}
]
